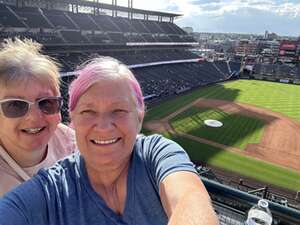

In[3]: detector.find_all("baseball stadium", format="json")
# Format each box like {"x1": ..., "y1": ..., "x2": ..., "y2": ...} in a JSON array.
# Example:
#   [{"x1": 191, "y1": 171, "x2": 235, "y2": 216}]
[{"x1": 0, "y1": 0, "x2": 300, "y2": 224}]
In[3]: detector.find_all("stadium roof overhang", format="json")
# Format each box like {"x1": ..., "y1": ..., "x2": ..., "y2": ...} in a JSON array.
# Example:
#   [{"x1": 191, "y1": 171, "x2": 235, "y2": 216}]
[{"x1": 42, "y1": 0, "x2": 182, "y2": 18}]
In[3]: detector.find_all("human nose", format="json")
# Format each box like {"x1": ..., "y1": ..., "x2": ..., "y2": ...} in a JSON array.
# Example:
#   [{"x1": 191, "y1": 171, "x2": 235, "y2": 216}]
[
  {"x1": 94, "y1": 113, "x2": 114, "y2": 131},
  {"x1": 24, "y1": 102, "x2": 43, "y2": 118}
]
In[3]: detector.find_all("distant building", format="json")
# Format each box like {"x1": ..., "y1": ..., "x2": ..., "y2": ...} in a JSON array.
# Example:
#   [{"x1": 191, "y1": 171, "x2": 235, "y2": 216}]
[
  {"x1": 235, "y1": 40, "x2": 258, "y2": 56},
  {"x1": 257, "y1": 40, "x2": 280, "y2": 64},
  {"x1": 278, "y1": 40, "x2": 299, "y2": 63},
  {"x1": 182, "y1": 27, "x2": 193, "y2": 34},
  {"x1": 264, "y1": 30, "x2": 278, "y2": 40}
]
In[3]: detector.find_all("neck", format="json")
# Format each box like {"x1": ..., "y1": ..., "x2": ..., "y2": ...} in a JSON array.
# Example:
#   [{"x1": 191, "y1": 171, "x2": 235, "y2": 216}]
[
  {"x1": 86, "y1": 158, "x2": 130, "y2": 215},
  {"x1": 0, "y1": 143, "x2": 48, "y2": 168}
]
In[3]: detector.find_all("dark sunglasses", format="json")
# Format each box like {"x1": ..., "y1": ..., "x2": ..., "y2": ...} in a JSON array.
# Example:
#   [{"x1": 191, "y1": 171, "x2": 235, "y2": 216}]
[{"x1": 0, "y1": 96, "x2": 63, "y2": 118}]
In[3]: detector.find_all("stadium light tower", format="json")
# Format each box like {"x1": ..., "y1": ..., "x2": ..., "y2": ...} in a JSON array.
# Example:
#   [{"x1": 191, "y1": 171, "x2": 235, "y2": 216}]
[
  {"x1": 112, "y1": 0, "x2": 133, "y2": 19},
  {"x1": 128, "y1": 0, "x2": 133, "y2": 19},
  {"x1": 128, "y1": 0, "x2": 133, "y2": 8}
]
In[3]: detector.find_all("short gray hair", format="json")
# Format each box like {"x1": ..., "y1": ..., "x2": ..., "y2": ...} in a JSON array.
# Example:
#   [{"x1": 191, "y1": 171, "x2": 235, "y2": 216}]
[{"x1": 0, "y1": 38, "x2": 61, "y2": 95}]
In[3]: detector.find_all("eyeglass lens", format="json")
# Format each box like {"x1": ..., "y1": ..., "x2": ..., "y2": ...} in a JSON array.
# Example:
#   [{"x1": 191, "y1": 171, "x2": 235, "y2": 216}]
[
  {"x1": 1, "y1": 100, "x2": 29, "y2": 118},
  {"x1": 38, "y1": 98, "x2": 61, "y2": 115},
  {"x1": 1, "y1": 98, "x2": 62, "y2": 118}
]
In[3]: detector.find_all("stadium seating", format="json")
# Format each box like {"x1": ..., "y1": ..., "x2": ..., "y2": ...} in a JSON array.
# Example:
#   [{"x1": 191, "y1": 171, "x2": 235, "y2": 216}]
[
  {"x1": 11, "y1": 5, "x2": 52, "y2": 29},
  {"x1": 254, "y1": 63, "x2": 299, "y2": 80},
  {"x1": 60, "y1": 30, "x2": 88, "y2": 43},
  {"x1": 43, "y1": 8, "x2": 77, "y2": 30},
  {"x1": 66, "y1": 12, "x2": 96, "y2": 31},
  {"x1": 229, "y1": 61, "x2": 242, "y2": 74},
  {"x1": 214, "y1": 61, "x2": 230, "y2": 76},
  {"x1": 0, "y1": 4, "x2": 25, "y2": 28}
]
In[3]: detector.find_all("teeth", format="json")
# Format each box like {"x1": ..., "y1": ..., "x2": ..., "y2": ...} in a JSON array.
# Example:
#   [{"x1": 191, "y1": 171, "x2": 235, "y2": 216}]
[
  {"x1": 93, "y1": 138, "x2": 118, "y2": 145},
  {"x1": 23, "y1": 128, "x2": 43, "y2": 134}
]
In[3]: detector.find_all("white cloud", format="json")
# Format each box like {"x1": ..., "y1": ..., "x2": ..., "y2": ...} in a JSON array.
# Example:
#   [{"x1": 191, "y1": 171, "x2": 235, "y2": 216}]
[
  {"x1": 130, "y1": 0, "x2": 300, "y2": 17},
  {"x1": 113, "y1": 0, "x2": 300, "y2": 35},
  {"x1": 275, "y1": 3, "x2": 300, "y2": 17}
]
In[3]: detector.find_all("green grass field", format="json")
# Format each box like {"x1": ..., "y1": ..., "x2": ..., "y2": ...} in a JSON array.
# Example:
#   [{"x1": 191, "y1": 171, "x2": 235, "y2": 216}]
[
  {"x1": 206, "y1": 80, "x2": 300, "y2": 121},
  {"x1": 145, "y1": 80, "x2": 300, "y2": 122},
  {"x1": 144, "y1": 80, "x2": 300, "y2": 191},
  {"x1": 170, "y1": 107, "x2": 265, "y2": 150},
  {"x1": 167, "y1": 135, "x2": 300, "y2": 191}
]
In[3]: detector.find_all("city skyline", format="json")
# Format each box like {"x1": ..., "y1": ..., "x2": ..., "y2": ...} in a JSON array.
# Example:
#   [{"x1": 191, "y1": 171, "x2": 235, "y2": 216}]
[{"x1": 113, "y1": 0, "x2": 300, "y2": 37}]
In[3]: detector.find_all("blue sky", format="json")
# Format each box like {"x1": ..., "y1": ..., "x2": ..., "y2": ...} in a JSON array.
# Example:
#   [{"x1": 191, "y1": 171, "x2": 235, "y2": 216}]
[{"x1": 114, "y1": 0, "x2": 300, "y2": 36}]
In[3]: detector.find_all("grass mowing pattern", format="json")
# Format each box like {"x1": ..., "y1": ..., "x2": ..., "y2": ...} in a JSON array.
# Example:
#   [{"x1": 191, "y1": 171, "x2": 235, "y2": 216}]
[
  {"x1": 144, "y1": 84, "x2": 225, "y2": 122},
  {"x1": 169, "y1": 135, "x2": 300, "y2": 191},
  {"x1": 205, "y1": 80, "x2": 300, "y2": 122},
  {"x1": 146, "y1": 80, "x2": 300, "y2": 122},
  {"x1": 144, "y1": 80, "x2": 300, "y2": 190},
  {"x1": 170, "y1": 107, "x2": 264, "y2": 150}
]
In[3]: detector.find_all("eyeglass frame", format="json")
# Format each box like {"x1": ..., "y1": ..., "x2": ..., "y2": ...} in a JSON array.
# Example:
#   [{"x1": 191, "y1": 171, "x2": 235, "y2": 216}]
[{"x1": 0, "y1": 96, "x2": 63, "y2": 118}]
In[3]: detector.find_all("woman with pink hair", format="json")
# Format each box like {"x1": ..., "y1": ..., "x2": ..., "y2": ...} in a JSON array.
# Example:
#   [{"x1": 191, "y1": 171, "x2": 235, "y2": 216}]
[{"x1": 0, "y1": 56, "x2": 219, "y2": 225}]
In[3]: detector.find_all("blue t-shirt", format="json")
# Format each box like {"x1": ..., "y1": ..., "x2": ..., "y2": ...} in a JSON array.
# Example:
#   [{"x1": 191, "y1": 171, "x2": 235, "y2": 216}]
[{"x1": 0, "y1": 134, "x2": 196, "y2": 225}]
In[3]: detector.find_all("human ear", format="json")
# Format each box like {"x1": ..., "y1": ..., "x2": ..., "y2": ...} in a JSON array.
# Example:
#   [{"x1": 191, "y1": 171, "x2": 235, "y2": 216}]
[{"x1": 137, "y1": 110, "x2": 144, "y2": 132}]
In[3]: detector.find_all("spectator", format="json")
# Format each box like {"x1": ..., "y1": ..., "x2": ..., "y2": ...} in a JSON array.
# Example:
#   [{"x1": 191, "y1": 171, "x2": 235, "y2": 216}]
[{"x1": 0, "y1": 38, "x2": 76, "y2": 196}]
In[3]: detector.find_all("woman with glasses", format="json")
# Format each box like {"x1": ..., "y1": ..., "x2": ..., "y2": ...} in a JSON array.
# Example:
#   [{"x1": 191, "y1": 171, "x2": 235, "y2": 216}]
[
  {"x1": 0, "y1": 38, "x2": 76, "y2": 196},
  {"x1": 0, "y1": 56, "x2": 218, "y2": 225}
]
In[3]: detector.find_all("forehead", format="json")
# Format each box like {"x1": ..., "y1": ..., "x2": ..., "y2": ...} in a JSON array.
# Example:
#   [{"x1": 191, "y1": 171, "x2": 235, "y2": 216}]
[
  {"x1": 0, "y1": 78, "x2": 54, "y2": 99},
  {"x1": 77, "y1": 79, "x2": 135, "y2": 106}
]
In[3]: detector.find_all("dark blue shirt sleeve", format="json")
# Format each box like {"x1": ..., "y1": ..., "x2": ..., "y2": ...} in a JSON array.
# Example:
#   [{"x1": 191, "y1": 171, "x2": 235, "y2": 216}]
[{"x1": 143, "y1": 134, "x2": 197, "y2": 188}]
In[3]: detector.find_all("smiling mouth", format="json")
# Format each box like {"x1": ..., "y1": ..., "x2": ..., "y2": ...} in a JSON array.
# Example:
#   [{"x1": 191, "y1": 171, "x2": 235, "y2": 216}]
[
  {"x1": 21, "y1": 127, "x2": 45, "y2": 134},
  {"x1": 91, "y1": 137, "x2": 121, "y2": 145}
]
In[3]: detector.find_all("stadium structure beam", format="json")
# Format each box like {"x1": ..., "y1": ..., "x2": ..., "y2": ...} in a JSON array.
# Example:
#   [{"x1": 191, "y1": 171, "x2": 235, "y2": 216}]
[
  {"x1": 77, "y1": 0, "x2": 182, "y2": 19},
  {"x1": 128, "y1": 0, "x2": 133, "y2": 19},
  {"x1": 12, "y1": 0, "x2": 182, "y2": 22}
]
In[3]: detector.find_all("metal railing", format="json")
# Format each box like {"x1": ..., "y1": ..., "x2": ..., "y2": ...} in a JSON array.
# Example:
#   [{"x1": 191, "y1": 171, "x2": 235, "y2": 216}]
[{"x1": 202, "y1": 177, "x2": 300, "y2": 225}]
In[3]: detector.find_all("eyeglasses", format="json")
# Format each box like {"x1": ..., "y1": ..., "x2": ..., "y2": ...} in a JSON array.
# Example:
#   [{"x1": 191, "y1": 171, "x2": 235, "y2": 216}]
[{"x1": 0, "y1": 97, "x2": 63, "y2": 118}]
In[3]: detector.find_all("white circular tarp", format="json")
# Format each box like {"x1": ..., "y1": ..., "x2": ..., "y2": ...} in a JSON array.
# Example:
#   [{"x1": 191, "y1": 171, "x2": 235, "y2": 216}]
[{"x1": 204, "y1": 119, "x2": 223, "y2": 128}]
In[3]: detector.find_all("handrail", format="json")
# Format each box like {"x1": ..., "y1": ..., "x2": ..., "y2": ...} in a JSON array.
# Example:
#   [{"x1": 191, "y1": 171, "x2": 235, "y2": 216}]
[{"x1": 201, "y1": 177, "x2": 300, "y2": 224}]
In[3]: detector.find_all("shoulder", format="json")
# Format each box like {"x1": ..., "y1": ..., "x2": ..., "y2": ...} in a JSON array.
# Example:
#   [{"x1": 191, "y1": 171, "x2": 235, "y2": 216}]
[
  {"x1": 136, "y1": 134, "x2": 184, "y2": 155},
  {"x1": 41, "y1": 153, "x2": 79, "y2": 179},
  {"x1": 134, "y1": 134, "x2": 188, "y2": 168},
  {"x1": 137, "y1": 133, "x2": 175, "y2": 147},
  {"x1": 134, "y1": 134, "x2": 196, "y2": 188},
  {"x1": 37, "y1": 153, "x2": 83, "y2": 201},
  {"x1": 55, "y1": 123, "x2": 75, "y2": 139},
  {"x1": 49, "y1": 123, "x2": 77, "y2": 154}
]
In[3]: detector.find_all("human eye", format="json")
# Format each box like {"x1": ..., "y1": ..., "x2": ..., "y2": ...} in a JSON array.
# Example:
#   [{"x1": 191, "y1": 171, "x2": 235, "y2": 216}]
[
  {"x1": 114, "y1": 108, "x2": 128, "y2": 113},
  {"x1": 3, "y1": 99, "x2": 27, "y2": 112},
  {"x1": 113, "y1": 108, "x2": 129, "y2": 116},
  {"x1": 79, "y1": 109, "x2": 96, "y2": 115}
]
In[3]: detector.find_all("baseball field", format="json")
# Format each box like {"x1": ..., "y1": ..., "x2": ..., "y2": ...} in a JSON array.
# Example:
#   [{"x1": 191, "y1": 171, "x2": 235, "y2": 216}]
[{"x1": 143, "y1": 80, "x2": 300, "y2": 191}]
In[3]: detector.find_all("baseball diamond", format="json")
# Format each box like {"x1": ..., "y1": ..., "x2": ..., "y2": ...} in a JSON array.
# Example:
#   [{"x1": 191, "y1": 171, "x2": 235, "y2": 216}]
[{"x1": 144, "y1": 80, "x2": 300, "y2": 191}]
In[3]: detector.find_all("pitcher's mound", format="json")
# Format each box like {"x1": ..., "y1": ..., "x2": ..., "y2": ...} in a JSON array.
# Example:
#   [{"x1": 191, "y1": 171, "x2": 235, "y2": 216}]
[{"x1": 204, "y1": 119, "x2": 223, "y2": 128}]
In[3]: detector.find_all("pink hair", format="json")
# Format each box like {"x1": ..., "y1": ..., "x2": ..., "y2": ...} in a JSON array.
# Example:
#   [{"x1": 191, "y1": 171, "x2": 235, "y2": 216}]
[{"x1": 68, "y1": 57, "x2": 144, "y2": 113}]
